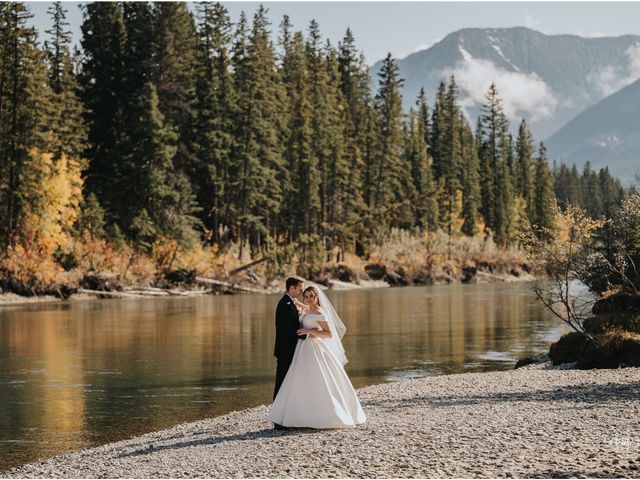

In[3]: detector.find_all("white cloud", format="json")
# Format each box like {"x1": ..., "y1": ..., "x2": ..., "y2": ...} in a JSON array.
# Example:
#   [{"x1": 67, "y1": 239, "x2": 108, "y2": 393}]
[
  {"x1": 524, "y1": 12, "x2": 542, "y2": 29},
  {"x1": 588, "y1": 43, "x2": 640, "y2": 96},
  {"x1": 577, "y1": 30, "x2": 609, "y2": 38},
  {"x1": 524, "y1": 13, "x2": 545, "y2": 33},
  {"x1": 402, "y1": 37, "x2": 444, "y2": 58},
  {"x1": 447, "y1": 45, "x2": 558, "y2": 123}
]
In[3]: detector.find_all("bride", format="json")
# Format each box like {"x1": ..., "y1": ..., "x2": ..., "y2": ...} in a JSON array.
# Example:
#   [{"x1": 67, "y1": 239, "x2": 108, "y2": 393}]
[{"x1": 268, "y1": 284, "x2": 366, "y2": 429}]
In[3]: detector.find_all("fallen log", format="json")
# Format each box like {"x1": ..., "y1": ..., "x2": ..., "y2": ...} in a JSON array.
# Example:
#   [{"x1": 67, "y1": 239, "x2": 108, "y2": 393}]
[
  {"x1": 125, "y1": 285, "x2": 214, "y2": 296},
  {"x1": 77, "y1": 288, "x2": 147, "y2": 298},
  {"x1": 229, "y1": 257, "x2": 267, "y2": 276},
  {"x1": 122, "y1": 289, "x2": 169, "y2": 297},
  {"x1": 194, "y1": 276, "x2": 264, "y2": 294}
]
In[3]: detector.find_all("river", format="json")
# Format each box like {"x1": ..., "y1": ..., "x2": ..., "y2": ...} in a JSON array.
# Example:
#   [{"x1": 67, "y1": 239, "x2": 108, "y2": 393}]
[{"x1": 0, "y1": 282, "x2": 567, "y2": 471}]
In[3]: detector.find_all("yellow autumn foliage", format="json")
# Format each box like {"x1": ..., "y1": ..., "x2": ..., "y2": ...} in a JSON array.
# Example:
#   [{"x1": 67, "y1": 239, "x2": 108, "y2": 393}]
[{"x1": 20, "y1": 149, "x2": 84, "y2": 255}]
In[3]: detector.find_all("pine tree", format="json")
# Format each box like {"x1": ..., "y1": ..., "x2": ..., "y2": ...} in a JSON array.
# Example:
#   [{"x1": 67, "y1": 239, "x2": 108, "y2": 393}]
[
  {"x1": 284, "y1": 30, "x2": 315, "y2": 239},
  {"x1": 495, "y1": 112, "x2": 514, "y2": 240},
  {"x1": 408, "y1": 91, "x2": 438, "y2": 230},
  {"x1": 76, "y1": 192, "x2": 106, "y2": 241},
  {"x1": 232, "y1": 6, "x2": 288, "y2": 255},
  {"x1": 336, "y1": 28, "x2": 367, "y2": 253},
  {"x1": 322, "y1": 40, "x2": 349, "y2": 252},
  {"x1": 430, "y1": 81, "x2": 447, "y2": 181},
  {"x1": 123, "y1": 82, "x2": 201, "y2": 249},
  {"x1": 515, "y1": 118, "x2": 534, "y2": 220},
  {"x1": 193, "y1": 2, "x2": 236, "y2": 244},
  {"x1": 78, "y1": 2, "x2": 127, "y2": 225},
  {"x1": 460, "y1": 120, "x2": 481, "y2": 235},
  {"x1": 122, "y1": 2, "x2": 154, "y2": 98},
  {"x1": 582, "y1": 162, "x2": 604, "y2": 218},
  {"x1": 372, "y1": 53, "x2": 414, "y2": 230},
  {"x1": 598, "y1": 166, "x2": 624, "y2": 219},
  {"x1": 151, "y1": 2, "x2": 198, "y2": 175},
  {"x1": 478, "y1": 83, "x2": 514, "y2": 241},
  {"x1": 305, "y1": 20, "x2": 329, "y2": 238},
  {"x1": 44, "y1": 2, "x2": 87, "y2": 161},
  {"x1": 439, "y1": 75, "x2": 464, "y2": 234},
  {"x1": 532, "y1": 142, "x2": 556, "y2": 236},
  {"x1": 0, "y1": 2, "x2": 55, "y2": 247}
]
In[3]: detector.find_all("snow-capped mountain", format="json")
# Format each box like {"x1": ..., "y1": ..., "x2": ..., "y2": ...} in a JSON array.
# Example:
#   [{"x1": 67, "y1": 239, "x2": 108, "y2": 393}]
[{"x1": 370, "y1": 27, "x2": 640, "y2": 140}]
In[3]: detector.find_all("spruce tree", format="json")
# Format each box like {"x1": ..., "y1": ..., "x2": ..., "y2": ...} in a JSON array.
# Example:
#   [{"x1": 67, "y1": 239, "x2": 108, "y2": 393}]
[
  {"x1": 193, "y1": 2, "x2": 236, "y2": 244},
  {"x1": 515, "y1": 118, "x2": 534, "y2": 220},
  {"x1": 430, "y1": 81, "x2": 447, "y2": 181},
  {"x1": 336, "y1": 28, "x2": 367, "y2": 252},
  {"x1": 478, "y1": 83, "x2": 514, "y2": 241},
  {"x1": 123, "y1": 82, "x2": 201, "y2": 249},
  {"x1": 232, "y1": 6, "x2": 288, "y2": 255},
  {"x1": 305, "y1": 20, "x2": 329, "y2": 238},
  {"x1": 151, "y1": 2, "x2": 198, "y2": 175},
  {"x1": 372, "y1": 53, "x2": 414, "y2": 229},
  {"x1": 44, "y1": 2, "x2": 87, "y2": 161},
  {"x1": 78, "y1": 2, "x2": 127, "y2": 225},
  {"x1": 0, "y1": 2, "x2": 54, "y2": 246},
  {"x1": 322, "y1": 40, "x2": 349, "y2": 252},
  {"x1": 284, "y1": 30, "x2": 315, "y2": 239},
  {"x1": 532, "y1": 142, "x2": 556, "y2": 236},
  {"x1": 598, "y1": 166, "x2": 624, "y2": 219},
  {"x1": 439, "y1": 75, "x2": 464, "y2": 234},
  {"x1": 581, "y1": 162, "x2": 603, "y2": 218},
  {"x1": 408, "y1": 92, "x2": 438, "y2": 230},
  {"x1": 461, "y1": 120, "x2": 481, "y2": 235}
]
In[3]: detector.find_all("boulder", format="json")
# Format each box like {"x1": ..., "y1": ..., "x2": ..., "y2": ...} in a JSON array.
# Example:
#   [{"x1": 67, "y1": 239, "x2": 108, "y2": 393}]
[
  {"x1": 364, "y1": 263, "x2": 386, "y2": 280},
  {"x1": 549, "y1": 331, "x2": 590, "y2": 365}
]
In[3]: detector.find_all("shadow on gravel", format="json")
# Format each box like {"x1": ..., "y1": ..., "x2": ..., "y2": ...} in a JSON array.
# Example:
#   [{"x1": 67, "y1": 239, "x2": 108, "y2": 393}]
[
  {"x1": 529, "y1": 468, "x2": 634, "y2": 479},
  {"x1": 365, "y1": 380, "x2": 640, "y2": 410},
  {"x1": 116, "y1": 427, "x2": 319, "y2": 459}
]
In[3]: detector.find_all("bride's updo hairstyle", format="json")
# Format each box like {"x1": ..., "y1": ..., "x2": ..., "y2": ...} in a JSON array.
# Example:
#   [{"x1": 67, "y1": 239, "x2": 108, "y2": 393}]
[{"x1": 303, "y1": 286, "x2": 320, "y2": 306}]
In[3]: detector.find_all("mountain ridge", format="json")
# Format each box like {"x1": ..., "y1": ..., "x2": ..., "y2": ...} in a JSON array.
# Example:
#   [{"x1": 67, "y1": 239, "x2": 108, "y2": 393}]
[{"x1": 369, "y1": 26, "x2": 640, "y2": 141}]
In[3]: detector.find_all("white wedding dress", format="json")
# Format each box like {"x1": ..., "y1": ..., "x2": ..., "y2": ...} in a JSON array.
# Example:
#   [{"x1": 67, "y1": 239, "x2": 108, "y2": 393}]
[{"x1": 268, "y1": 312, "x2": 366, "y2": 428}]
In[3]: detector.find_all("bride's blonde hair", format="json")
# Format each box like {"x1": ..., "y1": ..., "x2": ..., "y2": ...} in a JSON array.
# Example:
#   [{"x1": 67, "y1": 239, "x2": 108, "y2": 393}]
[{"x1": 303, "y1": 286, "x2": 321, "y2": 306}]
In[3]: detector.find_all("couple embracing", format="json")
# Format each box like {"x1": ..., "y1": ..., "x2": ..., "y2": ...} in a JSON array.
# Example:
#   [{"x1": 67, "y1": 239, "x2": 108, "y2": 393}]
[{"x1": 268, "y1": 276, "x2": 366, "y2": 429}]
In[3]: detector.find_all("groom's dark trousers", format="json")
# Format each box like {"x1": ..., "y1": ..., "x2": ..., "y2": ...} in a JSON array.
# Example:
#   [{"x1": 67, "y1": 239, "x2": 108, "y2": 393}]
[{"x1": 273, "y1": 293, "x2": 306, "y2": 400}]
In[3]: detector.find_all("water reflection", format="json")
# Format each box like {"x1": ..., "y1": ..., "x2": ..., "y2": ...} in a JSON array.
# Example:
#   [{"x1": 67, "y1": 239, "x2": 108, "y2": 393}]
[{"x1": 0, "y1": 283, "x2": 565, "y2": 471}]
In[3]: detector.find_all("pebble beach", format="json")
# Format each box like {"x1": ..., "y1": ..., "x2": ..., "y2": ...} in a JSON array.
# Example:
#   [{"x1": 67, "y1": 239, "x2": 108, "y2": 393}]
[{"x1": 5, "y1": 363, "x2": 640, "y2": 479}]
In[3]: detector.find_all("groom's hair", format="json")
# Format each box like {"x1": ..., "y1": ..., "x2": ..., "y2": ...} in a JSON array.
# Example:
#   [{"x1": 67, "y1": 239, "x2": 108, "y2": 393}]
[{"x1": 285, "y1": 276, "x2": 304, "y2": 291}]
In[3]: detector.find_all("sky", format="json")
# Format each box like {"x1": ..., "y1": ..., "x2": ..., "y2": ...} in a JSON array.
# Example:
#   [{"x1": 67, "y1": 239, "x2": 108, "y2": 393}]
[{"x1": 25, "y1": 1, "x2": 640, "y2": 67}]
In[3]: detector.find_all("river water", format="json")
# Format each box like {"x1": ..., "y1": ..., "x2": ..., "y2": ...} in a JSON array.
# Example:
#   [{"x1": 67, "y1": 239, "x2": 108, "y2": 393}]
[{"x1": 0, "y1": 282, "x2": 567, "y2": 471}]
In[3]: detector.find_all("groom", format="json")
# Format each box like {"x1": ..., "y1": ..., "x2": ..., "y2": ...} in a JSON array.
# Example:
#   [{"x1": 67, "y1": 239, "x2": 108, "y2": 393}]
[{"x1": 273, "y1": 276, "x2": 306, "y2": 403}]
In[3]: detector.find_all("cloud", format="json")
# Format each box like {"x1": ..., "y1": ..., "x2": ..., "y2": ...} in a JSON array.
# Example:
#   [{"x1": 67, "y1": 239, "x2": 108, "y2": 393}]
[
  {"x1": 587, "y1": 43, "x2": 640, "y2": 97},
  {"x1": 400, "y1": 37, "x2": 444, "y2": 59},
  {"x1": 576, "y1": 30, "x2": 609, "y2": 38},
  {"x1": 524, "y1": 13, "x2": 542, "y2": 30},
  {"x1": 447, "y1": 46, "x2": 558, "y2": 123}
]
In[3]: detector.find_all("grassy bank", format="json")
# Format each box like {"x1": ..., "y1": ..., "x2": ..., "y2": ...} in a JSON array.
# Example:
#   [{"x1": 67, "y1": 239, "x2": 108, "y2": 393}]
[{"x1": 0, "y1": 229, "x2": 533, "y2": 304}]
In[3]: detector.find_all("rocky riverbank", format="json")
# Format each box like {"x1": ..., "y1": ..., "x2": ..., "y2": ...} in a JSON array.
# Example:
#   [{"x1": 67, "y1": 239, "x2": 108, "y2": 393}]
[{"x1": 5, "y1": 365, "x2": 640, "y2": 478}]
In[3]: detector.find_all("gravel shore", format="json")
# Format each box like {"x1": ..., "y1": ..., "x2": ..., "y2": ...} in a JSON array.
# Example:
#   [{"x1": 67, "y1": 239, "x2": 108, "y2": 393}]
[{"x1": 5, "y1": 364, "x2": 640, "y2": 479}]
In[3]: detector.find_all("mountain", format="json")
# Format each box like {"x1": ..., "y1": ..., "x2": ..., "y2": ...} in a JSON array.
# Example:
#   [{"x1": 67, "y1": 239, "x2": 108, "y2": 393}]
[
  {"x1": 370, "y1": 27, "x2": 640, "y2": 139},
  {"x1": 545, "y1": 78, "x2": 640, "y2": 186}
]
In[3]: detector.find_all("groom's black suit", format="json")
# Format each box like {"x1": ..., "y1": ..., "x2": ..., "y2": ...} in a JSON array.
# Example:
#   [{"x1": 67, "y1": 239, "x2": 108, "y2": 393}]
[{"x1": 273, "y1": 293, "x2": 306, "y2": 400}]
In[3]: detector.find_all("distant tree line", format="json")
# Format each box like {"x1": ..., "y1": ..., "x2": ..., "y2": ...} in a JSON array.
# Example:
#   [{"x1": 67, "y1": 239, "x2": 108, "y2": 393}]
[{"x1": 0, "y1": 1, "x2": 625, "y2": 265}]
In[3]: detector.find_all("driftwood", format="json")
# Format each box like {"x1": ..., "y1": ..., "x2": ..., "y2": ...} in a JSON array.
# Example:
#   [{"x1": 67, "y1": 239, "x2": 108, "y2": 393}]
[
  {"x1": 122, "y1": 286, "x2": 210, "y2": 296},
  {"x1": 475, "y1": 271, "x2": 510, "y2": 281},
  {"x1": 79, "y1": 287, "x2": 213, "y2": 298},
  {"x1": 194, "y1": 276, "x2": 264, "y2": 294},
  {"x1": 229, "y1": 257, "x2": 267, "y2": 276},
  {"x1": 77, "y1": 288, "x2": 147, "y2": 298}
]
